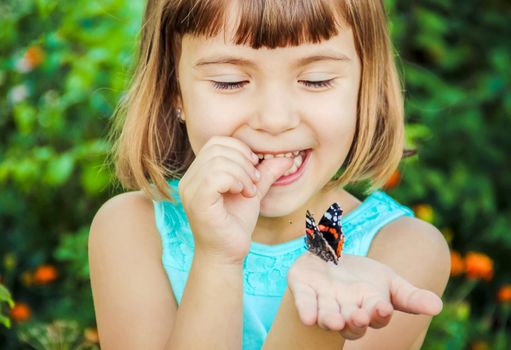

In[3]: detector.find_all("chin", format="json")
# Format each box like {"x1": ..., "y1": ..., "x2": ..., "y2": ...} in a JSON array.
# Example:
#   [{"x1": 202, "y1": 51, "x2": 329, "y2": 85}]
[{"x1": 258, "y1": 193, "x2": 301, "y2": 218}]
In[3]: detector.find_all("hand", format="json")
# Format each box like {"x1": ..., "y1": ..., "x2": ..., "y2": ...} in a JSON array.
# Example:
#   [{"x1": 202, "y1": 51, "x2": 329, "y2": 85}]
[
  {"x1": 287, "y1": 252, "x2": 443, "y2": 340},
  {"x1": 178, "y1": 136, "x2": 294, "y2": 265}
]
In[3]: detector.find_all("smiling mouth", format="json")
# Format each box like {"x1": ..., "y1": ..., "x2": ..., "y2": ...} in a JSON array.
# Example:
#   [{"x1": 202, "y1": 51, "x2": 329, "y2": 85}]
[
  {"x1": 254, "y1": 149, "x2": 311, "y2": 165},
  {"x1": 272, "y1": 148, "x2": 312, "y2": 185}
]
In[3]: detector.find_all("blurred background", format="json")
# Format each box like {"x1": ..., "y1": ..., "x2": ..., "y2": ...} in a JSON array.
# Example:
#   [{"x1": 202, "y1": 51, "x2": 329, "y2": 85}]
[{"x1": 0, "y1": 0, "x2": 510, "y2": 349}]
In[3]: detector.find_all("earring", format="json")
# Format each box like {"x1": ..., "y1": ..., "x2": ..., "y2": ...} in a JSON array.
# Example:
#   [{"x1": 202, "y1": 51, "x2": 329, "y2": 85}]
[{"x1": 176, "y1": 108, "x2": 185, "y2": 123}]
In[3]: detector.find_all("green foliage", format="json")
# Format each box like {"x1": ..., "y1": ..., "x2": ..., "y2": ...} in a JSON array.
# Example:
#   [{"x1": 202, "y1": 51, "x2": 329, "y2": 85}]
[
  {"x1": 384, "y1": 1, "x2": 511, "y2": 348},
  {"x1": 0, "y1": 0, "x2": 510, "y2": 348},
  {"x1": 54, "y1": 227, "x2": 91, "y2": 281},
  {"x1": 0, "y1": 284, "x2": 15, "y2": 328},
  {"x1": 0, "y1": 0, "x2": 144, "y2": 347},
  {"x1": 16, "y1": 319, "x2": 100, "y2": 350}
]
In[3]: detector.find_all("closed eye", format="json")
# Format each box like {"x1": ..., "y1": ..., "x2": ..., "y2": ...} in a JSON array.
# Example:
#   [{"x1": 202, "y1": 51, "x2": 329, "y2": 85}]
[
  {"x1": 211, "y1": 79, "x2": 336, "y2": 90},
  {"x1": 211, "y1": 81, "x2": 248, "y2": 90},
  {"x1": 299, "y1": 79, "x2": 336, "y2": 88}
]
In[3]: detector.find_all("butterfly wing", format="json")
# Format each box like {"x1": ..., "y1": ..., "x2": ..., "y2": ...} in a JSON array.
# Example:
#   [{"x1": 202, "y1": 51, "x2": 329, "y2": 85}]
[
  {"x1": 316, "y1": 203, "x2": 344, "y2": 259},
  {"x1": 304, "y1": 209, "x2": 340, "y2": 265}
]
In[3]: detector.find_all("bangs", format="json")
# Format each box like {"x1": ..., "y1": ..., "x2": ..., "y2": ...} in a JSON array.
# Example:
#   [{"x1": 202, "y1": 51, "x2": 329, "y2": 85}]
[{"x1": 171, "y1": 0, "x2": 350, "y2": 49}]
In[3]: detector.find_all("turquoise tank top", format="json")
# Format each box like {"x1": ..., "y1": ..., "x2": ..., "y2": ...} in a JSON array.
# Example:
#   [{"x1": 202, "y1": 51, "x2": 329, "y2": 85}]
[{"x1": 153, "y1": 178, "x2": 415, "y2": 350}]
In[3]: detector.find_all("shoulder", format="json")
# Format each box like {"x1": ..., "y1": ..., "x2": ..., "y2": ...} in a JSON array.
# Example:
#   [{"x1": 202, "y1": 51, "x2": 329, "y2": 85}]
[
  {"x1": 93, "y1": 190, "x2": 155, "y2": 220},
  {"x1": 368, "y1": 216, "x2": 451, "y2": 294},
  {"x1": 89, "y1": 190, "x2": 160, "y2": 257},
  {"x1": 88, "y1": 191, "x2": 178, "y2": 348}
]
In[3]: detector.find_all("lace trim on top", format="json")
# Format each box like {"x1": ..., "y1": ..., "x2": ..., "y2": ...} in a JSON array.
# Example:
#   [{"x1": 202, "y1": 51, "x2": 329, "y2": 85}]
[{"x1": 154, "y1": 179, "x2": 414, "y2": 297}]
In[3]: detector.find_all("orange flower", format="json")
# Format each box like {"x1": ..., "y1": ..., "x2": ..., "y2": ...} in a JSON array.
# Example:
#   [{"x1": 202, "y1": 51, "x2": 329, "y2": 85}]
[
  {"x1": 24, "y1": 46, "x2": 45, "y2": 68},
  {"x1": 84, "y1": 327, "x2": 100, "y2": 343},
  {"x1": 450, "y1": 250, "x2": 464, "y2": 277},
  {"x1": 413, "y1": 204, "x2": 434, "y2": 223},
  {"x1": 10, "y1": 302, "x2": 32, "y2": 322},
  {"x1": 383, "y1": 170, "x2": 401, "y2": 189},
  {"x1": 497, "y1": 284, "x2": 511, "y2": 303},
  {"x1": 33, "y1": 264, "x2": 58, "y2": 284},
  {"x1": 465, "y1": 252, "x2": 493, "y2": 281}
]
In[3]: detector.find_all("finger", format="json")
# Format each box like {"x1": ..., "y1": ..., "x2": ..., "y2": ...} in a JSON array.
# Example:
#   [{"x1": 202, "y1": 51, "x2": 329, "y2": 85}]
[
  {"x1": 182, "y1": 137, "x2": 260, "y2": 197},
  {"x1": 198, "y1": 156, "x2": 259, "y2": 199},
  {"x1": 205, "y1": 136, "x2": 260, "y2": 166},
  {"x1": 254, "y1": 157, "x2": 294, "y2": 199},
  {"x1": 204, "y1": 136, "x2": 259, "y2": 170},
  {"x1": 196, "y1": 167, "x2": 254, "y2": 210},
  {"x1": 289, "y1": 284, "x2": 318, "y2": 326},
  {"x1": 205, "y1": 145, "x2": 261, "y2": 182},
  {"x1": 336, "y1": 291, "x2": 370, "y2": 339},
  {"x1": 337, "y1": 301, "x2": 369, "y2": 339},
  {"x1": 361, "y1": 296, "x2": 393, "y2": 329},
  {"x1": 317, "y1": 291, "x2": 344, "y2": 331},
  {"x1": 389, "y1": 274, "x2": 443, "y2": 316},
  {"x1": 186, "y1": 146, "x2": 261, "y2": 199},
  {"x1": 211, "y1": 157, "x2": 258, "y2": 197}
]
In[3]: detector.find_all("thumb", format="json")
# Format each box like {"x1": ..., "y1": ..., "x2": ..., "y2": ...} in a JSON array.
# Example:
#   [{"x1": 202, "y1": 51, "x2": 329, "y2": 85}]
[
  {"x1": 254, "y1": 157, "x2": 294, "y2": 199},
  {"x1": 389, "y1": 274, "x2": 443, "y2": 316}
]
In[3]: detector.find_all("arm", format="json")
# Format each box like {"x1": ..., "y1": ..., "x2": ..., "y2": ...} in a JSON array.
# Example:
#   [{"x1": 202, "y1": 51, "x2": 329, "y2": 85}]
[
  {"x1": 344, "y1": 217, "x2": 450, "y2": 350},
  {"x1": 89, "y1": 191, "x2": 244, "y2": 350},
  {"x1": 168, "y1": 254, "x2": 243, "y2": 350},
  {"x1": 263, "y1": 216, "x2": 450, "y2": 350}
]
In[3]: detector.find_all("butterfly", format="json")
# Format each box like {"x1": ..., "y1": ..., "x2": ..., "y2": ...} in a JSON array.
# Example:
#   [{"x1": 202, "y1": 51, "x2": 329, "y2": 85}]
[{"x1": 304, "y1": 202, "x2": 345, "y2": 265}]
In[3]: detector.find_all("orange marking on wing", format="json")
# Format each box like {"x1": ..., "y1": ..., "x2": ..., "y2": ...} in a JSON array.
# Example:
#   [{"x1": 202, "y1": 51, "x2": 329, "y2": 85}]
[{"x1": 336, "y1": 237, "x2": 345, "y2": 256}]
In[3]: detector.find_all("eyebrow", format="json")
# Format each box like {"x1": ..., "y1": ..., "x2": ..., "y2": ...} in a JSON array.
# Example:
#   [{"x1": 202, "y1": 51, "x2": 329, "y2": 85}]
[{"x1": 193, "y1": 51, "x2": 351, "y2": 69}]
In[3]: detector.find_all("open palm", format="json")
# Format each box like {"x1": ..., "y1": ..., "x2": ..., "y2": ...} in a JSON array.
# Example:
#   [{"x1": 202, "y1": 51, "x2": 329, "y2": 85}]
[{"x1": 287, "y1": 252, "x2": 443, "y2": 340}]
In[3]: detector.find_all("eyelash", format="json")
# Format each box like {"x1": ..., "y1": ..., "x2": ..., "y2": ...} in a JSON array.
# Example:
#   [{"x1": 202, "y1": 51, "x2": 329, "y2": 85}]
[{"x1": 211, "y1": 79, "x2": 335, "y2": 90}]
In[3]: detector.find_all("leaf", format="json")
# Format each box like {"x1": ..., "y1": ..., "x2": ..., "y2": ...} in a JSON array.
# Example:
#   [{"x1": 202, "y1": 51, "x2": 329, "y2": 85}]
[
  {"x1": 0, "y1": 284, "x2": 15, "y2": 308},
  {"x1": 0, "y1": 314, "x2": 12, "y2": 329},
  {"x1": 45, "y1": 153, "x2": 75, "y2": 185}
]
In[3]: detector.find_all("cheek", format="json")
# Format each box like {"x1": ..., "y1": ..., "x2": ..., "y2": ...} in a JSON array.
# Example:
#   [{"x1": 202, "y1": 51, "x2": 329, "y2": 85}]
[
  {"x1": 301, "y1": 91, "x2": 358, "y2": 175},
  {"x1": 319, "y1": 113, "x2": 356, "y2": 169},
  {"x1": 182, "y1": 87, "x2": 243, "y2": 153},
  {"x1": 302, "y1": 91, "x2": 358, "y2": 144}
]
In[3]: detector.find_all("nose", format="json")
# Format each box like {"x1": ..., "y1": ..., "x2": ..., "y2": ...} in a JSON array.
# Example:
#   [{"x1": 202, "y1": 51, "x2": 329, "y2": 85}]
[{"x1": 250, "y1": 82, "x2": 300, "y2": 135}]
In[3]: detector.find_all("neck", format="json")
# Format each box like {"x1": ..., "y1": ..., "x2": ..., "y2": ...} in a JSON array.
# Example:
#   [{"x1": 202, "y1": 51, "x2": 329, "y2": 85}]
[{"x1": 251, "y1": 185, "x2": 357, "y2": 246}]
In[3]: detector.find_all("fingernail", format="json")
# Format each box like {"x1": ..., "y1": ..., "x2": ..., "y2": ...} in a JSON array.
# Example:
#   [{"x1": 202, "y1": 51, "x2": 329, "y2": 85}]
[
  {"x1": 251, "y1": 153, "x2": 259, "y2": 163},
  {"x1": 254, "y1": 169, "x2": 261, "y2": 180},
  {"x1": 252, "y1": 184, "x2": 257, "y2": 193}
]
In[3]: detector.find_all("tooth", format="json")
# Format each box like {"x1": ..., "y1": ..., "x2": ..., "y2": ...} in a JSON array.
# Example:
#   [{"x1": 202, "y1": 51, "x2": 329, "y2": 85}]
[
  {"x1": 294, "y1": 155, "x2": 303, "y2": 167},
  {"x1": 257, "y1": 151, "x2": 304, "y2": 159},
  {"x1": 284, "y1": 164, "x2": 299, "y2": 175},
  {"x1": 282, "y1": 164, "x2": 298, "y2": 176}
]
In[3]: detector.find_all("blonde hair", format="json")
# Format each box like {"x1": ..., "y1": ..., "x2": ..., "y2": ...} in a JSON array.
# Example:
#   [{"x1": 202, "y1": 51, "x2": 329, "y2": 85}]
[{"x1": 108, "y1": 0, "x2": 406, "y2": 202}]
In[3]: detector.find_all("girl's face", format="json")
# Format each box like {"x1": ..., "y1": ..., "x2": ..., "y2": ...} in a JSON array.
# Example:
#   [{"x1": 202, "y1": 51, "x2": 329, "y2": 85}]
[{"x1": 176, "y1": 19, "x2": 361, "y2": 221}]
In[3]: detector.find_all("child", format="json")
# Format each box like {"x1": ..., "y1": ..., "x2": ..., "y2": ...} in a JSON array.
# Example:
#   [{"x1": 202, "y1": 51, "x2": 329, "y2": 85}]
[{"x1": 89, "y1": 0, "x2": 450, "y2": 349}]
